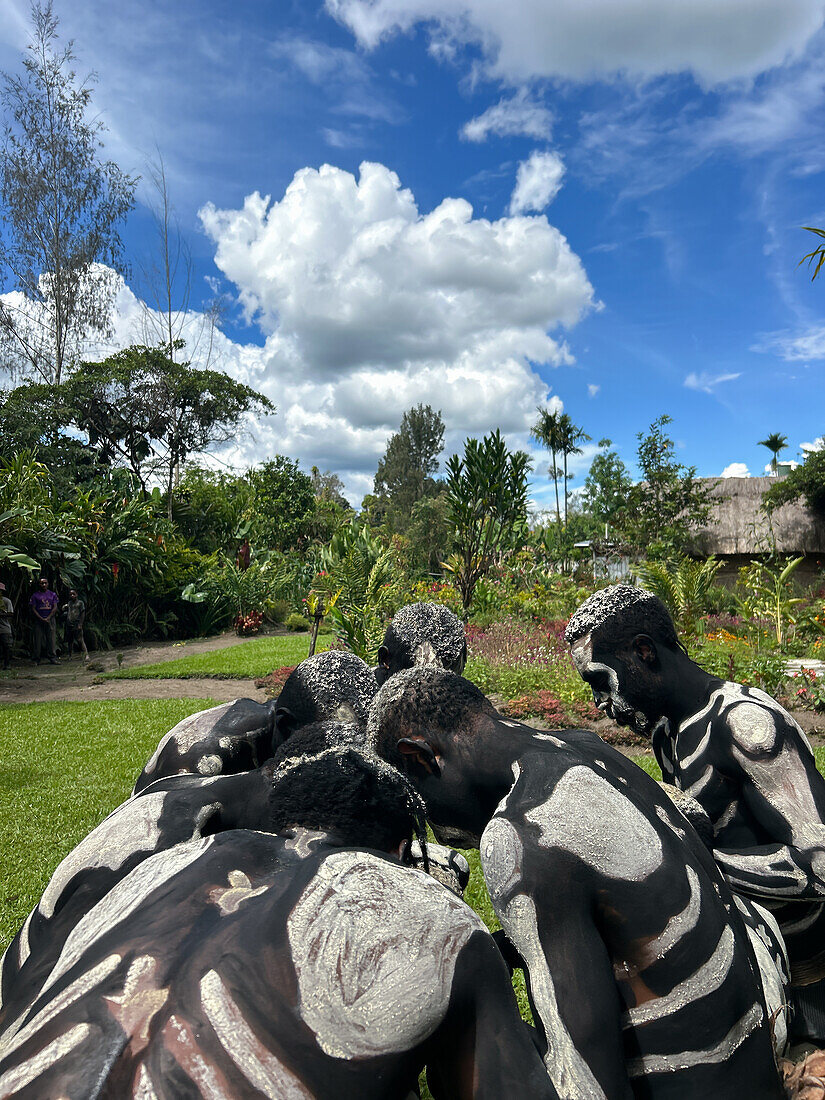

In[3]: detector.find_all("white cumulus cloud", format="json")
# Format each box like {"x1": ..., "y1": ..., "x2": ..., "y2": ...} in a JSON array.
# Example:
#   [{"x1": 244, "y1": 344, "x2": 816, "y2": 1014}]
[
  {"x1": 587, "y1": 383, "x2": 600, "y2": 398},
  {"x1": 461, "y1": 90, "x2": 553, "y2": 142},
  {"x1": 166, "y1": 159, "x2": 592, "y2": 498},
  {"x1": 510, "y1": 150, "x2": 565, "y2": 215},
  {"x1": 721, "y1": 462, "x2": 750, "y2": 477},
  {"x1": 684, "y1": 370, "x2": 741, "y2": 393},
  {"x1": 199, "y1": 161, "x2": 593, "y2": 379},
  {"x1": 326, "y1": 0, "x2": 825, "y2": 85}
]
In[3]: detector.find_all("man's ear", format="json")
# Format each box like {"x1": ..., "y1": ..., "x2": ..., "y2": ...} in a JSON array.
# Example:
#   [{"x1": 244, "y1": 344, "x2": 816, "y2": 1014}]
[
  {"x1": 274, "y1": 706, "x2": 297, "y2": 745},
  {"x1": 632, "y1": 634, "x2": 658, "y2": 666},
  {"x1": 396, "y1": 737, "x2": 440, "y2": 778},
  {"x1": 377, "y1": 645, "x2": 391, "y2": 670}
]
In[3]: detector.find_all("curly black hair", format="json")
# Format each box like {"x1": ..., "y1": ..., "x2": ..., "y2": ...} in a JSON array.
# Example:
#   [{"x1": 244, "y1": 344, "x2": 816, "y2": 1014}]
[
  {"x1": 276, "y1": 650, "x2": 377, "y2": 732},
  {"x1": 381, "y1": 603, "x2": 466, "y2": 673},
  {"x1": 268, "y1": 747, "x2": 429, "y2": 863},
  {"x1": 565, "y1": 584, "x2": 681, "y2": 652},
  {"x1": 272, "y1": 720, "x2": 366, "y2": 767},
  {"x1": 368, "y1": 667, "x2": 493, "y2": 770}
]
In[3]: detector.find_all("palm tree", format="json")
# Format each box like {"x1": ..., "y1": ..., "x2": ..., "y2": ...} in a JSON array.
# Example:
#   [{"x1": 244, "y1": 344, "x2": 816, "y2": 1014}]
[
  {"x1": 558, "y1": 414, "x2": 591, "y2": 529},
  {"x1": 531, "y1": 406, "x2": 563, "y2": 527},
  {"x1": 758, "y1": 432, "x2": 788, "y2": 475}
]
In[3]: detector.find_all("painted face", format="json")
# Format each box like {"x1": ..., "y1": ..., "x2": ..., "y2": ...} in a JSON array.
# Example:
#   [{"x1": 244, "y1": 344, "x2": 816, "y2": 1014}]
[{"x1": 570, "y1": 633, "x2": 654, "y2": 736}]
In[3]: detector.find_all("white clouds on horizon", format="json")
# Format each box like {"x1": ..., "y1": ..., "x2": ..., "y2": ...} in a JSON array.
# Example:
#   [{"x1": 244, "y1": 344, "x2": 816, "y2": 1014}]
[
  {"x1": 461, "y1": 90, "x2": 553, "y2": 142},
  {"x1": 42, "y1": 159, "x2": 594, "y2": 502},
  {"x1": 509, "y1": 150, "x2": 565, "y2": 215},
  {"x1": 721, "y1": 462, "x2": 750, "y2": 477},
  {"x1": 327, "y1": 0, "x2": 825, "y2": 85},
  {"x1": 684, "y1": 370, "x2": 741, "y2": 393}
]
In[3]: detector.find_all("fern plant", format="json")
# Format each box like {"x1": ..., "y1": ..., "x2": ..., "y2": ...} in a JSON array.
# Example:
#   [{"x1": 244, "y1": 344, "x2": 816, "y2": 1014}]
[{"x1": 636, "y1": 555, "x2": 722, "y2": 635}]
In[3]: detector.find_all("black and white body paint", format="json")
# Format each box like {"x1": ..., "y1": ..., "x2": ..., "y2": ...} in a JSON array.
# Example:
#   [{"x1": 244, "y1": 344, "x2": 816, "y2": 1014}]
[
  {"x1": 482, "y1": 739, "x2": 786, "y2": 1099},
  {"x1": 0, "y1": 765, "x2": 275, "y2": 1033},
  {"x1": 133, "y1": 698, "x2": 277, "y2": 794},
  {"x1": 371, "y1": 669, "x2": 785, "y2": 1099},
  {"x1": 566, "y1": 589, "x2": 825, "y2": 1030},
  {"x1": 0, "y1": 830, "x2": 555, "y2": 1100}
]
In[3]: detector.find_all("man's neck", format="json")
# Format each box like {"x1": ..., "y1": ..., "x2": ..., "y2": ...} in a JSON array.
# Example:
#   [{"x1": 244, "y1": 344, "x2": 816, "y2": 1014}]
[{"x1": 661, "y1": 653, "x2": 720, "y2": 731}]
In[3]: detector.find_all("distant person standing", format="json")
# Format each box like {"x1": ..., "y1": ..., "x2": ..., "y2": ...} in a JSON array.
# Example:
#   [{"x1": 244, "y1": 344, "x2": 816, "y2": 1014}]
[
  {"x1": 0, "y1": 583, "x2": 13, "y2": 670},
  {"x1": 28, "y1": 577, "x2": 58, "y2": 665},
  {"x1": 236, "y1": 535, "x2": 251, "y2": 570},
  {"x1": 62, "y1": 589, "x2": 88, "y2": 661}
]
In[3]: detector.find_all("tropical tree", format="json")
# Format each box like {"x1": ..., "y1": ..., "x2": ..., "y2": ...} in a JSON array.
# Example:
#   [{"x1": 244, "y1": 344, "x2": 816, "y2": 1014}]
[
  {"x1": 763, "y1": 444, "x2": 825, "y2": 518},
  {"x1": 625, "y1": 415, "x2": 717, "y2": 558},
  {"x1": 373, "y1": 404, "x2": 445, "y2": 528},
  {"x1": 445, "y1": 430, "x2": 531, "y2": 613},
  {"x1": 63, "y1": 345, "x2": 275, "y2": 517},
  {"x1": 758, "y1": 432, "x2": 788, "y2": 475},
  {"x1": 531, "y1": 406, "x2": 562, "y2": 527},
  {"x1": 581, "y1": 439, "x2": 632, "y2": 533},
  {"x1": 0, "y1": 2, "x2": 135, "y2": 385},
  {"x1": 558, "y1": 413, "x2": 591, "y2": 528}
]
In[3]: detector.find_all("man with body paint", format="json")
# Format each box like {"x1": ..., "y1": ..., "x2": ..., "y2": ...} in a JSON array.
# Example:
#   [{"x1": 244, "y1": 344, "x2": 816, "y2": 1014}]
[
  {"x1": 566, "y1": 583, "x2": 825, "y2": 1044},
  {"x1": 0, "y1": 721, "x2": 470, "y2": 1041},
  {"x1": 0, "y1": 748, "x2": 554, "y2": 1100},
  {"x1": 132, "y1": 649, "x2": 378, "y2": 795},
  {"x1": 374, "y1": 601, "x2": 468, "y2": 687},
  {"x1": 371, "y1": 667, "x2": 788, "y2": 1099}
]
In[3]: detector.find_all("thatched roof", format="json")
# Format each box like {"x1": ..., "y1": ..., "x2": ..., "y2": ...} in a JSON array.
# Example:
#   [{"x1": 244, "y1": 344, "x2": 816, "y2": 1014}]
[{"x1": 691, "y1": 477, "x2": 825, "y2": 556}]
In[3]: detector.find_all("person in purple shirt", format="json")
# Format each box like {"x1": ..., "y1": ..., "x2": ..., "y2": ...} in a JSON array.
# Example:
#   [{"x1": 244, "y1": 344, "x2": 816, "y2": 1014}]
[{"x1": 28, "y1": 577, "x2": 58, "y2": 665}]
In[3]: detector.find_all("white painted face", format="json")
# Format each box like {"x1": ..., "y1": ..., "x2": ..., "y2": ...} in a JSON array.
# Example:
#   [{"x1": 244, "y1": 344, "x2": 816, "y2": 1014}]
[{"x1": 570, "y1": 633, "x2": 652, "y2": 736}]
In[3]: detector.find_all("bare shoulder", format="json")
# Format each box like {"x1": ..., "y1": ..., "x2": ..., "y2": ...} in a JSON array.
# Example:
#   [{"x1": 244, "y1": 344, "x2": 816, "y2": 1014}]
[
  {"x1": 287, "y1": 850, "x2": 487, "y2": 1059},
  {"x1": 715, "y1": 682, "x2": 808, "y2": 758}
]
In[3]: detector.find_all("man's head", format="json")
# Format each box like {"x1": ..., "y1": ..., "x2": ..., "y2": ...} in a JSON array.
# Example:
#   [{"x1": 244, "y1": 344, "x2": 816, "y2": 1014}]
[
  {"x1": 376, "y1": 603, "x2": 467, "y2": 686},
  {"x1": 565, "y1": 585, "x2": 682, "y2": 735},
  {"x1": 38, "y1": 577, "x2": 49, "y2": 590},
  {"x1": 369, "y1": 667, "x2": 502, "y2": 847},
  {"x1": 69, "y1": 589, "x2": 77, "y2": 600},
  {"x1": 275, "y1": 650, "x2": 378, "y2": 743},
  {"x1": 268, "y1": 746, "x2": 428, "y2": 858},
  {"x1": 272, "y1": 720, "x2": 366, "y2": 765}
]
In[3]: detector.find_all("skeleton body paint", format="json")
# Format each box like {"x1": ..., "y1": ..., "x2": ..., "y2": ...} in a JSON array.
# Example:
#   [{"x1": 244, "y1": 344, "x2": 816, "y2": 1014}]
[
  {"x1": 481, "y1": 741, "x2": 786, "y2": 1098},
  {"x1": 0, "y1": 830, "x2": 555, "y2": 1100},
  {"x1": 133, "y1": 698, "x2": 277, "y2": 794},
  {"x1": 0, "y1": 764, "x2": 274, "y2": 1031}
]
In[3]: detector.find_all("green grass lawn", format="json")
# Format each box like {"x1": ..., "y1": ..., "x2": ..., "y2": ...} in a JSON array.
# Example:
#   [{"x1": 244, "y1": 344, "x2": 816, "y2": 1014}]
[
  {"x1": 102, "y1": 633, "x2": 331, "y2": 680},
  {"x1": 0, "y1": 698, "x2": 218, "y2": 947}
]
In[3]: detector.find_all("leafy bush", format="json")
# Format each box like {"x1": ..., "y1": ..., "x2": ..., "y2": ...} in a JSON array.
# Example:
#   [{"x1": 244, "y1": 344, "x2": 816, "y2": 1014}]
[
  {"x1": 687, "y1": 636, "x2": 787, "y2": 696},
  {"x1": 286, "y1": 612, "x2": 310, "y2": 632}
]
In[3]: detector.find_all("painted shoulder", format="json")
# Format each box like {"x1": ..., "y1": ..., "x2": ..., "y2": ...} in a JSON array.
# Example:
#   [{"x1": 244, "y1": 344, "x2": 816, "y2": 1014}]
[
  {"x1": 518, "y1": 763, "x2": 665, "y2": 883},
  {"x1": 287, "y1": 849, "x2": 486, "y2": 1059},
  {"x1": 714, "y1": 681, "x2": 802, "y2": 757}
]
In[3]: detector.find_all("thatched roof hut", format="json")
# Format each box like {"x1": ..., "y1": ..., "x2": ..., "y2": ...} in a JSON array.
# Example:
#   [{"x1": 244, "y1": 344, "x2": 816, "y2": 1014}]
[{"x1": 690, "y1": 477, "x2": 825, "y2": 582}]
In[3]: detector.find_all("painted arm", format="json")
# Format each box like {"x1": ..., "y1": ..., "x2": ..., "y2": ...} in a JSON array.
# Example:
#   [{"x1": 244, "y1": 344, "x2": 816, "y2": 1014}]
[
  {"x1": 714, "y1": 709, "x2": 825, "y2": 902},
  {"x1": 426, "y1": 930, "x2": 558, "y2": 1100}
]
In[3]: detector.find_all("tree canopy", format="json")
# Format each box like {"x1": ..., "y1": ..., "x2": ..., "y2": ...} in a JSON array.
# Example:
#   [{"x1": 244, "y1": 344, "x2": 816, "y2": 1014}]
[{"x1": 0, "y1": 2, "x2": 135, "y2": 385}]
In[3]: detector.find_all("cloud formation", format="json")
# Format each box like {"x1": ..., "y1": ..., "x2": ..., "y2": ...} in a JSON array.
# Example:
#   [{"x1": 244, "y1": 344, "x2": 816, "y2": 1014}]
[
  {"x1": 461, "y1": 90, "x2": 553, "y2": 142},
  {"x1": 721, "y1": 462, "x2": 750, "y2": 478},
  {"x1": 684, "y1": 370, "x2": 741, "y2": 393},
  {"x1": 184, "y1": 160, "x2": 593, "y2": 497},
  {"x1": 510, "y1": 150, "x2": 565, "y2": 215},
  {"x1": 326, "y1": 0, "x2": 825, "y2": 85},
  {"x1": 757, "y1": 324, "x2": 825, "y2": 361}
]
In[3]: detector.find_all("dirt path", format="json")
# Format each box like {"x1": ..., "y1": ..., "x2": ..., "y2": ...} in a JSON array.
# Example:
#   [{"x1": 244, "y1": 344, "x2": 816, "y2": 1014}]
[{"x1": 0, "y1": 632, "x2": 266, "y2": 705}]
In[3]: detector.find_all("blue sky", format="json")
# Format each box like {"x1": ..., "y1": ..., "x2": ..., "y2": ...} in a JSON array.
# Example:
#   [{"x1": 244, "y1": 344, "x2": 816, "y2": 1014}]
[{"x1": 2, "y1": 0, "x2": 825, "y2": 507}]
